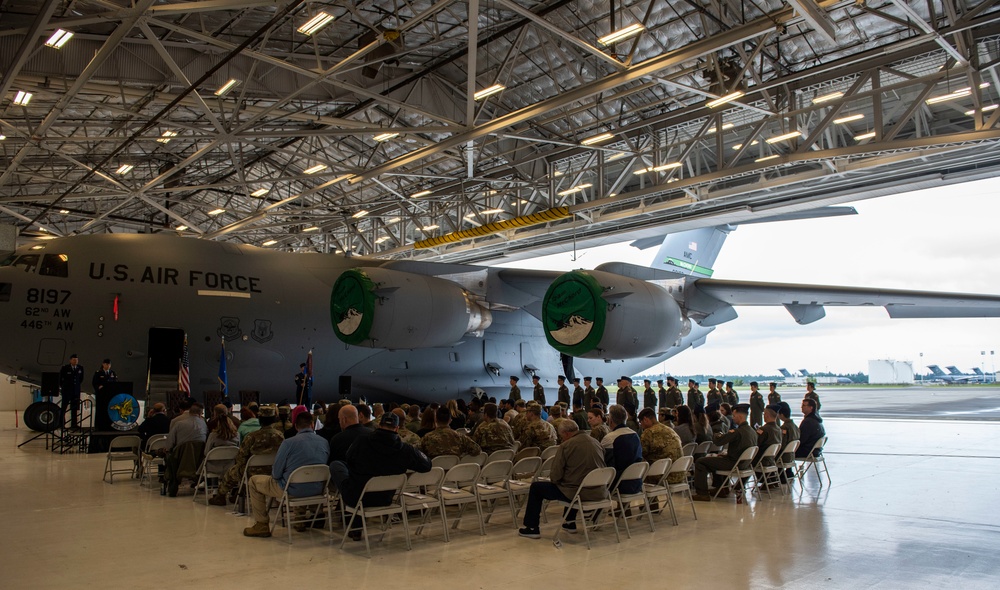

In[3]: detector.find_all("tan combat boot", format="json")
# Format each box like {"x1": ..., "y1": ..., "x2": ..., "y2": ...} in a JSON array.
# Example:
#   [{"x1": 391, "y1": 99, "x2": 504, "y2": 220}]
[{"x1": 243, "y1": 521, "x2": 271, "y2": 537}]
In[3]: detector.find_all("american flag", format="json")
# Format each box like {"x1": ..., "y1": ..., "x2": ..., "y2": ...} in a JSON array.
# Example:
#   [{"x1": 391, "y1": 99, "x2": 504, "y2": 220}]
[{"x1": 178, "y1": 333, "x2": 191, "y2": 394}]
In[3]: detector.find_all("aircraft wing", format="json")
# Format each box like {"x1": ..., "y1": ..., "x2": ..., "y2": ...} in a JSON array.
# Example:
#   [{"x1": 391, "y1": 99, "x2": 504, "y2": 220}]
[{"x1": 692, "y1": 279, "x2": 1000, "y2": 324}]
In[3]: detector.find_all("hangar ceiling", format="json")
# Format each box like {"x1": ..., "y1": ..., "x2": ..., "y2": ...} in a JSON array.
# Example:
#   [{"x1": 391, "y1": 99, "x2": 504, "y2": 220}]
[{"x1": 2, "y1": 0, "x2": 1000, "y2": 262}]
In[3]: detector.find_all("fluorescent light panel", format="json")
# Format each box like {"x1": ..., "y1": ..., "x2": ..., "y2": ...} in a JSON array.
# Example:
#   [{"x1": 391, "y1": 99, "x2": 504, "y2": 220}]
[
  {"x1": 421, "y1": 224, "x2": 439, "y2": 231},
  {"x1": 59, "y1": 209, "x2": 70, "y2": 215},
  {"x1": 115, "y1": 164, "x2": 133, "y2": 175},
  {"x1": 214, "y1": 79, "x2": 240, "y2": 96},
  {"x1": 598, "y1": 23, "x2": 645, "y2": 45},
  {"x1": 854, "y1": 131, "x2": 876, "y2": 141},
  {"x1": 755, "y1": 155, "x2": 779, "y2": 162},
  {"x1": 557, "y1": 183, "x2": 592, "y2": 196},
  {"x1": 707, "y1": 123, "x2": 734, "y2": 133},
  {"x1": 303, "y1": 164, "x2": 327, "y2": 174},
  {"x1": 13, "y1": 91, "x2": 32, "y2": 106},
  {"x1": 732, "y1": 140, "x2": 759, "y2": 150},
  {"x1": 250, "y1": 188, "x2": 269, "y2": 197},
  {"x1": 297, "y1": 12, "x2": 334, "y2": 35},
  {"x1": 581, "y1": 132, "x2": 614, "y2": 146},
  {"x1": 812, "y1": 91, "x2": 843, "y2": 104},
  {"x1": 832, "y1": 114, "x2": 864, "y2": 124},
  {"x1": 375, "y1": 236, "x2": 390, "y2": 244},
  {"x1": 45, "y1": 29, "x2": 73, "y2": 48},
  {"x1": 156, "y1": 130, "x2": 178, "y2": 143},
  {"x1": 765, "y1": 130, "x2": 803, "y2": 144},
  {"x1": 410, "y1": 190, "x2": 432, "y2": 198},
  {"x1": 386, "y1": 217, "x2": 400, "y2": 224},
  {"x1": 262, "y1": 239, "x2": 277, "y2": 246},
  {"x1": 473, "y1": 84, "x2": 506, "y2": 100},
  {"x1": 208, "y1": 208, "x2": 226, "y2": 216},
  {"x1": 373, "y1": 132, "x2": 399, "y2": 142},
  {"x1": 606, "y1": 152, "x2": 628, "y2": 161},
  {"x1": 303, "y1": 226, "x2": 319, "y2": 232},
  {"x1": 175, "y1": 225, "x2": 187, "y2": 231},
  {"x1": 706, "y1": 91, "x2": 744, "y2": 108},
  {"x1": 926, "y1": 88, "x2": 971, "y2": 104},
  {"x1": 352, "y1": 210, "x2": 368, "y2": 218},
  {"x1": 965, "y1": 104, "x2": 999, "y2": 115},
  {"x1": 480, "y1": 208, "x2": 505, "y2": 214}
]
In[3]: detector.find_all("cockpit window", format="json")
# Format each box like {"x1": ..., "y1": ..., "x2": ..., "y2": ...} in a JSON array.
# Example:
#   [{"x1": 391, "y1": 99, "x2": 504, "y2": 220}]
[
  {"x1": 0, "y1": 253, "x2": 15, "y2": 267},
  {"x1": 39, "y1": 254, "x2": 69, "y2": 278},
  {"x1": 11, "y1": 254, "x2": 39, "y2": 274}
]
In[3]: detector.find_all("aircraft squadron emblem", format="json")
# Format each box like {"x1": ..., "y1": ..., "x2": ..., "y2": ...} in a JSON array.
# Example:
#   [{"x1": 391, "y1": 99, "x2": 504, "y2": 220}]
[
  {"x1": 217, "y1": 316, "x2": 242, "y2": 340},
  {"x1": 251, "y1": 319, "x2": 274, "y2": 343}
]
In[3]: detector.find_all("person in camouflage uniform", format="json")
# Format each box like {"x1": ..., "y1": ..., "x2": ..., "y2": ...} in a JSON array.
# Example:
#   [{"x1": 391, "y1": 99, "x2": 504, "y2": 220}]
[
  {"x1": 556, "y1": 375, "x2": 570, "y2": 406},
  {"x1": 595, "y1": 377, "x2": 609, "y2": 408},
  {"x1": 209, "y1": 405, "x2": 284, "y2": 506},
  {"x1": 517, "y1": 405, "x2": 558, "y2": 450},
  {"x1": 767, "y1": 382, "x2": 781, "y2": 406},
  {"x1": 472, "y1": 403, "x2": 516, "y2": 453},
  {"x1": 391, "y1": 408, "x2": 421, "y2": 447},
  {"x1": 508, "y1": 376, "x2": 522, "y2": 402},
  {"x1": 637, "y1": 408, "x2": 684, "y2": 485},
  {"x1": 587, "y1": 407, "x2": 610, "y2": 443},
  {"x1": 418, "y1": 406, "x2": 482, "y2": 458},
  {"x1": 664, "y1": 377, "x2": 684, "y2": 409},
  {"x1": 643, "y1": 379, "x2": 657, "y2": 410}
]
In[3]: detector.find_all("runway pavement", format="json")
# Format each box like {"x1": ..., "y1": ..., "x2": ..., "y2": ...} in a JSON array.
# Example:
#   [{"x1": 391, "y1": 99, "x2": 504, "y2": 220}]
[{"x1": 770, "y1": 385, "x2": 1000, "y2": 420}]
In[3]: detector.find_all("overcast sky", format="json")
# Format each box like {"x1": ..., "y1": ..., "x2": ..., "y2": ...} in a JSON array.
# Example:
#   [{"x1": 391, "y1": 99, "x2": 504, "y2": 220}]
[{"x1": 500, "y1": 177, "x2": 1000, "y2": 377}]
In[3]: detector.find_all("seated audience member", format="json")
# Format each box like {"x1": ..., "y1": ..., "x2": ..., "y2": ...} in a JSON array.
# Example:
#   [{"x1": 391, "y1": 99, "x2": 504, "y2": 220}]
[
  {"x1": 272, "y1": 404, "x2": 292, "y2": 433},
  {"x1": 601, "y1": 404, "x2": 643, "y2": 495},
  {"x1": 356, "y1": 403, "x2": 374, "y2": 429},
  {"x1": 754, "y1": 407, "x2": 783, "y2": 467},
  {"x1": 588, "y1": 407, "x2": 610, "y2": 443},
  {"x1": 466, "y1": 398, "x2": 484, "y2": 433},
  {"x1": 284, "y1": 405, "x2": 311, "y2": 439},
  {"x1": 708, "y1": 407, "x2": 727, "y2": 438},
  {"x1": 416, "y1": 407, "x2": 437, "y2": 438},
  {"x1": 571, "y1": 399, "x2": 590, "y2": 431},
  {"x1": 138, "y1": 402, "x2": 170, "y2": 445},
  {"x1": 638, "y1": 408, "x2": 683, "y2": 485},
  {"x1": 391, "y1": 408, "x2": 421, "y2": 446},
  {"x1": 518, "y1": 420, "x2": 605, "y2": 539},
  {"x1": 317, "y1": 400, "x2": 349, "y2": 441},
  {"x1": 692, "y1": 407, "x2": 713, "y2": 444},
  {"x1": 205, "y1": 404, "x2": 240, "y2": 454},
  {"x1": 672, "y1": 405, "x2": 696, "y2": 445},
  {"x1": 517, "y1": 404, "x2": 558, "y2": 450},
  {"x1": 719, "y1": 403, "x2": 733, "y2": 430},
  {"x1": 243, "y1": 410, "x2": 329, "y2": 537},
  {"x1": 448, "y1": 399, "x2": 467, "y2": 430},
  {"x1": 404, "y1": 404, "x2": 422, "y2": 434},
  {"x1": 778, "y1": 401, "x2": 800, "y2": 480},
  {"x1": 418, "y1": 405, "x2": 482, "y2": 458},
  {"x1": 210, "y1": 405, "x2": 285, "y2": 506},
  {"x1": 371, "y1": 403, "x2": 384, "y2": 421},
  {"x1": 329, "y1": 413, "x2": 432, "y2": 539},
  {"x1": 329, "y1": 405, "x2": 373, "y2": 463},
  {"x1": 691, "y1": 404, "x2": 757, "y2": 501},
  {"x1": 472, "y1": 403, "x2": 516, "y2": 454},
  {"x1": 237, "y1": 403, "x2": 260, "y2": 442},
  {"x1": 163, "y1": 400, "x2": 207, "y2": 497},
  {"x1": 548, "y1": 405, "x2": 565, "y2": 423},
  {"x1": 796, "y1": 398, "x2": 825, "y2": 458}
]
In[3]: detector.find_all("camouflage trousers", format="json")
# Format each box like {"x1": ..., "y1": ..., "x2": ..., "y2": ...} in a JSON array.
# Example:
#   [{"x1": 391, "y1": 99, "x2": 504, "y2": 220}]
[{"x1": 218, "y1": 463, "x2": 272, "y2": 496}]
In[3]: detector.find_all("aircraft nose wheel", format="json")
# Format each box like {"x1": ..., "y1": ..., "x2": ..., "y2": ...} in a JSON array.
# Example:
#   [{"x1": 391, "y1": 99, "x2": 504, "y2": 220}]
[{"x1": 23, "y1": 401, "x2": 62, "y2": 432}]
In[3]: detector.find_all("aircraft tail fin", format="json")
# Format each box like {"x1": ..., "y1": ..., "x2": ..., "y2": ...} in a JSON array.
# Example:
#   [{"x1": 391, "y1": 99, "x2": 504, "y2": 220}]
[
  {"x1": 644, "y1": 226, "x2": 732, "y2": 278},
  {"x1": 946, "y1": 365, "x2": 962, "y2": 375},
  {"x1": 927, "y1": 365, "x2": 945, "y2": 376},
  {"x1": 973, "y1": 367, "x2": 984, "y2": 375},
  {"x1": 799, "y1": 369, "x2": 811, "y2": 376},
  {"x1": 777, "y1": 368, "x2": 792, "y2": 377}
]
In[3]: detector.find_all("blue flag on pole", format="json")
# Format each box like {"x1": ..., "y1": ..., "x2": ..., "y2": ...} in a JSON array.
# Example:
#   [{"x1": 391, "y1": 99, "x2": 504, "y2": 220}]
[{"x1": 218, "y1": 338, "x2": 228, "y2": 395}]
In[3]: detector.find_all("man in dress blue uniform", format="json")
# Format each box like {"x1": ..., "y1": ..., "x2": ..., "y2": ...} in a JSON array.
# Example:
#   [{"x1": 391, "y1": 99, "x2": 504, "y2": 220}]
[{"x1": 60, "y1": 354, "x2": 85, "y2": 428}]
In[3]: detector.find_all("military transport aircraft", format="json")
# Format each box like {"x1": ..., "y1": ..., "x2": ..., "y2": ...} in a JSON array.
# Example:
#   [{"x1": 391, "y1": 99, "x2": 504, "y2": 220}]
[{"x1": 3, "y1": 225, "x2": 1000, "y2": 413}]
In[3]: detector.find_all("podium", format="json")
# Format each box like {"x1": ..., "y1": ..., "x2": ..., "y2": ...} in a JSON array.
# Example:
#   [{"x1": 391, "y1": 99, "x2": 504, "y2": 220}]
[{"x1": 89, "y1": 382, "x2": 137, "y2": 453}]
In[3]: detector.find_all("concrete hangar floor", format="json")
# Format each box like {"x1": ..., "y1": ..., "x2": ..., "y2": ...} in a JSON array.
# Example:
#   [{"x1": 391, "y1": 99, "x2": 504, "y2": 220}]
[{"x1": 0, "y1": 386, "x2": 997, "y2": 589}]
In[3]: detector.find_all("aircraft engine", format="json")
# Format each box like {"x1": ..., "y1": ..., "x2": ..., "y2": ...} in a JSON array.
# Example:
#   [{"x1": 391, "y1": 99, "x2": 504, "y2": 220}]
[
  {"x1": 542, "y1": 269, "x2": 683, "y2": 359},
  {"x1": 331, "y1": 267, "x2": 492, "y2": 349}
]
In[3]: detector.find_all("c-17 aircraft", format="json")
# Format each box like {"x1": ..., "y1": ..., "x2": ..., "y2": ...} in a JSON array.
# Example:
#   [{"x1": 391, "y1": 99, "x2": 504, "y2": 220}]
[
  {"x1": 926, "y1": 365, "x2": 982, "y2": 384},
  {"x1": 4, "y1": 224, "x2": 1000, "y2": 416}
]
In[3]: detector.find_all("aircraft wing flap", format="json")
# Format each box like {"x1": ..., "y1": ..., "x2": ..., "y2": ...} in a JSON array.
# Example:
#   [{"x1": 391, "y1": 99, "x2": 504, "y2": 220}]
[{"x1": 695, "y1": 279, "x2": 1000, "y2": 318}]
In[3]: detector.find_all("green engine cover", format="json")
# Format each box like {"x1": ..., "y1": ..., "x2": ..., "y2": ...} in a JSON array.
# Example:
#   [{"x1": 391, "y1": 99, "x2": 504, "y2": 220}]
[
  {"x1": 542, "y1": 270, "x2": 607, "y2": 356},
  {"x1": 331, "y1": 268, "x2": 377, "y2": 345}
]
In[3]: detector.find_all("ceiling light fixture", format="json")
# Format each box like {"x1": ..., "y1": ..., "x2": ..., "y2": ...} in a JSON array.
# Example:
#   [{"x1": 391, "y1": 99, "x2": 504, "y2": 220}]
[
  {"x1": 373, "y1": 132, "x2": 399, "y2": 142},
  {"x1": 707, "y1": 123, "x2": 734, "y2": 133},
  {"x1": 854, "y1": 131, "x2": 876, "y2": 141},
  {"x1": 262, "y1": 239, "x2": 277, "y2": 247},
  {"x1": 45, "y1": 29, "x2": 74, "y2": 48},
  {"x1": 965, "y1": 104, "x2": 999, "y2": 115},
  {"x1": 214, "y1": 79, "x2": 240, "y2": 96},
  {"x1": 481, "y1": 208, "x2": 505, "y2": 214},
  {"x1": 755, "y1": 155, "x2": 780, "y2": 162},
  {"x1": 13, "y1": 91, "x2": 32, "y2": 106},
  {"x1": 386, "y1": 217, "x2": 400, "y2": 224},
  {"x1": 303, "y1": 164, "x2": 327, "y2": 175},
  {"x1": 375, "y1": 236, "x2": 390, "y2": 244},
  {"x1": 208, "y1": 208, "x2": 226, "y2": 216},
  {"x1": 303, "y1": 226, "x2": 319, "y2": 232},
  {"x1": 606, "y1": 152, "x2": 628, "y2": 161},
  {"x1": 410, "y1": 190, "x2": 432, "y2": 198},
  {"x1": 598, "y1": 23, "x2": 646, "y2": 45},
  {"x1": 765, "y1": 130, "x2": 803, "y2": 143},
  {"x1": 473, "y1": 84, "x2": 506, "y2": 100},
  {"x1": 250, "y1": 188, "x2": 269, "y2": 197},
  {"x1": 297, "y1": 12, "x2": 335, "y2": 36},
  {"x1": 352, "y1": 210, "x2": 369, "y2": 218},
  {"x1": 581, "y1": 132, "x2": 614, "y2": 146},
  {"x1": 59, "y1": 209, "x2": 70, "y2": 215},
  {"x1": 731, "y1": 140, "x2": 759, "y2": 150},
  {"x1": 175, "y1": 225, "x2": 187, "y2": 231},
  {"x1": 0, "y1": 134, "x2": 7, "y2": 140},
  {"x1": 156, "y1": 130, "x2": 178, "y2": 143},
  {"x1": 421, "y1": 224, "x2": 439, "y2": 231},
  {"x1": 706, "y1": 91, "x2": 744, "y2": 108},
  {"x1": 115, "y1": 164, "x2": 134, "y2": 175},
  {"x1": 653, "y1": 162, "x2": 683, "y2": 171},
  {"x1": 812, "y1": 91, "x2": 843, "y2": 104},
  {"x1": 557, "y1": 183, "x2": 592, "y2": 196},
  {"x1": 832, "y1": 114, "x2": 864, "y2": 124},
  {"x1": 925, "y1": 87, "x2": 972, "y2": 104}
]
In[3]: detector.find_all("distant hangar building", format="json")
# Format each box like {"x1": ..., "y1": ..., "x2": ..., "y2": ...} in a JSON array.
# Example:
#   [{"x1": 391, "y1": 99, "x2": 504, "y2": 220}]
[{"x1": 868, "y1": 359, "x2": 915, "y2": 384}]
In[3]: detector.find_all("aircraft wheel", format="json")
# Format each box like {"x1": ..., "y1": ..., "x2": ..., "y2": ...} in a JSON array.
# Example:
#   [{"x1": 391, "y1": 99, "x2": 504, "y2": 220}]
[{"x1": 23, "y1": 402, "x2": 61, "y2": 432}]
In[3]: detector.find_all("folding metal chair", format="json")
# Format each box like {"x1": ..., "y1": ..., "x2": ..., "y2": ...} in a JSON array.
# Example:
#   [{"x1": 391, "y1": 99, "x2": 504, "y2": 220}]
[
  {"x1": 339, "y1": 473, "x2": 410, "y2": 557},
  {"x1": 611, "y1": 461, "x2": 653, "y2": 537},
  {"x1": 753, "y1": 443, "x2": 783, "y2": 498},
  {"x1": 431, "y1": 454, "x2": 459, "y2": 470},
  {"x1": 402, "y1": 467, "x2": 449, "y2": 543},
  {"x1": 665, "y1": 456, "x2": 697, "y2": 525},
  {"x1": 505, "y1": 456, "x2": 542, "y2": 520},
  {"x1": 713, "y1": 446, "x2": 758, "y2": 501},
  {"x1": 539, "y1": 445, "x2": 559, "y2": 461},
  {"x1": 439, "y1": 463, "x2": 484, "y2": 536},
  {"x1": 271, "y1": 464, "x2": 334, "y2": 545},
  {"x1": 232, "y1": 453, "x2": 276, "y2": 515},
  {"x1": 466, "y1": 459, "x2": 514, "y2": 526},
  {"x1": 775, "y1": 440, "x2": 800, "y2": 493},
  {"x1": 681, "y1": 442, "x2": 697, "y2": 457},
  {"x1": 103, "y1": 435, "x2": 141, "y2": 483},
  {"x1": 139, "y1": 434, "x2": 169, "y2": 486},
  {"x1": 458, "y1": 452, "x2": 487, "y2": 466},
  {"x1": 193, "y1": 445, "x2": 239, "y2": 504},
  {"x1": 551, "y1": 466, "x2": 620, "y2": 550},
  {"x1": 485, "y1": 448, "x2": 515, "y2": 464},
  {"x1": 513, "y1": 446, "x2": 540, "y2": 462},
  {"x1": 639, "y1": 457, "x2": 671, "y2": 519},
  {"x1": 795, "y1": 436, "x2": 831, "y2": 486}
]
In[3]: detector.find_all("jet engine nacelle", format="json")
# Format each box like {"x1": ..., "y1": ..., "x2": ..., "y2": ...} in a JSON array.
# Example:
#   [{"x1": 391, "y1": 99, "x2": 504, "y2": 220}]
[
  {"x1": 331, "y1": 267, "x2": 492, "y2": 349},
  {"x1": 542, "y1": 269, "x2": 683, "y2": 359}
]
